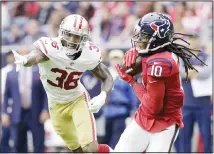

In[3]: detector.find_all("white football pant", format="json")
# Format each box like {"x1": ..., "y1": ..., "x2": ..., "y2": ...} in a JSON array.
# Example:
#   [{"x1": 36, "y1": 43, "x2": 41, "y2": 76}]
[{"x1": 114, "y1": 119, "x2": 179, "y2": 153}]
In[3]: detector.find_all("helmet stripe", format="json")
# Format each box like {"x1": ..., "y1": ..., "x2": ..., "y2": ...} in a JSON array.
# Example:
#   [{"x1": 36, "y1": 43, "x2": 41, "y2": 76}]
[
  {"x1": 78, "y1": 17, "x2": 83, "y2": 29},
  {"x1": 73, "y1": 15, "x2": 77, "y2": 28}
]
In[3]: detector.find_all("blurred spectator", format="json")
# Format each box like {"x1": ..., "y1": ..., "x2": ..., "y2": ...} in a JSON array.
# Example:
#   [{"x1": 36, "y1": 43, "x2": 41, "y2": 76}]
[
  {"x1": 1, "y1": 2, "x2": 11, "y2": 30},
  {"x1": 133, "y1": 2, "x2": 153, "y2": 18},
  {"x1": 2, "y1": 48, "x2": 49, "y2": 152},
  {"x1": 181, "y1": 5, "x2": 200, "y2": 35},
  {"x1": 62, "y1": 2, "x2": 80, "y2": 14},
  {"x1": 151, "y1": 2, "x2": 168, "y2": 14},
  {"x1": 22, "y1": 19, "x2": 45, "y2": 44},
  {"x1": 103, "y1": 50, "x2": 138, "y2": 149},
  {"x1": 47, "y1": 10, "x2": 68, "y2": 37},
  {"x1": 36, "y1": 2, "x2": 55, "y2": 25},
  {"x1": 25, "y1": 2, "x2": 40, "y2": 18},
  {"x1": 2, "y1": 24, "x2": 25, "y2": 45},
  {"x1": 177, "y1": 36, "x2": 212, "y2": 153},
  {"x1": 1, "y1": 51, "x2": 15, "y2": 100},
  {"x1": 113, "y1": 15, "x2": 137, "y2": 47},
  {"x1": 107, "y1": 3, "x2": 130, "y2": 44},
  {"x1": 77, "y1": 2, "x2": 95, "y2": 21},
  {"x1": 100, "y1": 2, "x2": 130, "y2": 44},
  {"x1": 12, "y1": 2, "x2": 28, "y2": 17},
  {"x1": 1, "y1": 51, "x2": 15, "y2": 152},
  {"x1": 100, "y1": 7, "x2": 112, "y2": 42},
  {"x1": 171, "y1": 2, "x2": 187, "y2": 33}
]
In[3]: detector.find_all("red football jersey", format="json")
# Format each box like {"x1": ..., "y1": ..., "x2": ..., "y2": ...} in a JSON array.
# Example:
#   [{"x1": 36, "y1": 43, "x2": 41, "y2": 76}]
[{"x1": 133, "y1": 51, "x2": 184, "y2": 133}]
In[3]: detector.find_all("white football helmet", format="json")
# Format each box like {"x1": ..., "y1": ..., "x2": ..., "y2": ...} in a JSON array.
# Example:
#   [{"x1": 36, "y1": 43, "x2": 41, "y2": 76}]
[{"x1": 58, "y1": 14, "x2": 90, "y2": 55}]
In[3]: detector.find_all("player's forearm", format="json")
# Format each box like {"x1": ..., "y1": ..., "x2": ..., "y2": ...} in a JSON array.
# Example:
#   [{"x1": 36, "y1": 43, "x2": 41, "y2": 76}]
[
  {"x1": 91, "y1": 63, "x2": 114, "y2": 96},
  {"x1": 143, "y1": 94, "x2": 164, "y2": 114},
  {"x1": 24, "y1": 55, "x2": 38, "y2": 66},
  {"x1": 143, "y1": 83, "x2": 165, "y2": 114},
  {"x1": 100, "y1": 75, "x2": 114, "y2": 95},
  {"x1": 132, "y1": 83, "x2": 146, "y2": 103},
  {"x1": 133, "y1": 81, "x2": 165, "y2": 114},
  {"x1": 24, "y1": 50, "x2": 48, "y2": 67}
]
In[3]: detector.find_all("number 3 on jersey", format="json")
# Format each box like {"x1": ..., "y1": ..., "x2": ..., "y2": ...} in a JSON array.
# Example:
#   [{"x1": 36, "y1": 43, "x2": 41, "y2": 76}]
[
  {"x1": 151, "y1": 65, "x2": 162, "y2": 77},
  {"x1": 47, "y1": 68, "x2": 82, "y2": 90}
]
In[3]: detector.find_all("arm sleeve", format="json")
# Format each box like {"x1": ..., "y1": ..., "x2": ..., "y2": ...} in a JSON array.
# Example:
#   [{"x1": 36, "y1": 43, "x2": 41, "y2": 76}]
[
  {"x1": 133, "y1": 76, "x2": 166, "y2": 114},
  {"x1": 85, "y1": 42, "x2": 103, "y2": 70},
  {"x1": 196, "y1": 56, "x2": 212, "y2": 80}
]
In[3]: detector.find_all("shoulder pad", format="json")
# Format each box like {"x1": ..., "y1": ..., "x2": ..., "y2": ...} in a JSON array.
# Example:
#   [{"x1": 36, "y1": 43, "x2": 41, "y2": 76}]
[
  {"x1": 146, "y1": 58, "x2": 172, "y2": 77},
  {"x1": 33, "y1": 37, "x2": 59, "y2": 55}
]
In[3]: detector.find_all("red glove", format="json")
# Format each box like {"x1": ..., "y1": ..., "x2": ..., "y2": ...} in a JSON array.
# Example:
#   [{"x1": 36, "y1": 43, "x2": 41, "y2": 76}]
[
  {"x1": 124, "y1": 48, "x2": 139, "y2": 67},
  {"x1": 115, "y1": 64, "x2": 136, "y2": 86}
]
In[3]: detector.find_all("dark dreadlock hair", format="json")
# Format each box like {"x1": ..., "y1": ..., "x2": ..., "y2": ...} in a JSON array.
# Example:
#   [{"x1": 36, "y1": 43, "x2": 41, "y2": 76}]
[{"x1": 167, "y1": 32, "x2": 207, "y2": 79}]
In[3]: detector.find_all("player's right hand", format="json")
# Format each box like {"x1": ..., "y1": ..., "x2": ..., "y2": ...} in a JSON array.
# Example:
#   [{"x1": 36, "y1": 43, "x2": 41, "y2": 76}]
[
  {"x1": 89, "y1": 91, "x2": 107, "y2": 113},
  {"x1": 124, "y1": 48, "x2": 139, "y2": 67},
  {"x1": 115, "y1": 64, "x2": 135, "y2": 86},
  {"x1": 12, "y1": 50, "x2": 27, "y2": 72}
]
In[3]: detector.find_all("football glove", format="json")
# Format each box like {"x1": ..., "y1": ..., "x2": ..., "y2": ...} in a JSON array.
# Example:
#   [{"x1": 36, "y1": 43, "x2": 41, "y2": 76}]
[
  {"x1": 115, "y1": 64, "x2": 135, "y2": 86},
  {"x1": 124, "y1": 48, "x2": 138, "y2": 67},
  {"x1": 89, "y1": 91, "x2": 107, "y2": 113},
  {"x1": 12, "y1": 50, "x2": 27, "y2": 72}
]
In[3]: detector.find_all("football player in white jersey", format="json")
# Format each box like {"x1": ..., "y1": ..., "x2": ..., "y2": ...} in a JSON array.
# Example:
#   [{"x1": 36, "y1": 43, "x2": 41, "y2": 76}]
[{"x1": 12, "y1": 14, "x2": 113, "y2": 153}]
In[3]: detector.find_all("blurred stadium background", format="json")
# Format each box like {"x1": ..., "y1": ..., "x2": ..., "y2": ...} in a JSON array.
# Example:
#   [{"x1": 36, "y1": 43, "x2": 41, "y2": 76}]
[{"x1": 1, "y1": 1, "x2": 213, "y2": 153}]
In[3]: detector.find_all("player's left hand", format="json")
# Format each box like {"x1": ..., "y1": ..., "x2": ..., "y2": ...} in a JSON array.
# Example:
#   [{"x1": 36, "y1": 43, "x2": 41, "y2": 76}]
[
  {"x1": 115, "y1": 64, "x2": 136, "y2": 86},
  {"x1": 124, "y1": 48, "x2": 139, "y2": 67},
  {"x1": 89, "y1": 91, "x2": 107, "y2": 113},
  {"x1": 12, "y1": 49, "x2": 27, "y2": 72}
]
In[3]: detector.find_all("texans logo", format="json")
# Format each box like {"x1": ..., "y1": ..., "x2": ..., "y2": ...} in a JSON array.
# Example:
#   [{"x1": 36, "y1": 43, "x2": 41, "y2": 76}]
[{"x1": 150, "y1": 20, "x2": 170, "y2": 39}]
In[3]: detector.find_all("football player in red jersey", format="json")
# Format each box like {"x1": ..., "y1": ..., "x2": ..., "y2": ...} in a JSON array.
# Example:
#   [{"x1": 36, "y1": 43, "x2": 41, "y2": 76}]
[{"x1": 114, "y1": 12, "x2": 206, "y2": 152}]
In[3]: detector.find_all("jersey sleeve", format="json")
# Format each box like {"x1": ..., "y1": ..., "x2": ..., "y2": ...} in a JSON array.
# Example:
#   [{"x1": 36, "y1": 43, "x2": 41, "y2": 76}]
[
  {"x1": 146, "y1": 58, "x2": 172, "y2": 78},
  {"x1": 84, "y1": 42, "x2": 103, "y2": 70},
  {"x1": 33, "y1": 37, "x2": 50, "y2": 57}
]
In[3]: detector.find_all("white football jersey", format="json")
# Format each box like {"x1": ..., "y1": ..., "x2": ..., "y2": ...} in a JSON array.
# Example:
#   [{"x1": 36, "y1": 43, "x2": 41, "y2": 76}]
[{"x1": 33, "y1": 37, "x2": 102, "y2": 103}]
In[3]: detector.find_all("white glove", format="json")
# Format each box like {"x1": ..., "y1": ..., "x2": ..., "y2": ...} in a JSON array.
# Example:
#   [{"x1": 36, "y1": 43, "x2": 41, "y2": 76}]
[
  {"x1": 12, "y1": 50, "x2": 27, "y2": 72},
  {"x1": 88, "y1": 91, "x2": 107, "y2": 113}
]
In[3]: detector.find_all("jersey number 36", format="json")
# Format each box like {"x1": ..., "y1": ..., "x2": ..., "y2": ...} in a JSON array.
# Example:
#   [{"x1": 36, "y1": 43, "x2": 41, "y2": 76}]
[{"x1": 47, "y1": 68, "x2": 82, "y2": 90}]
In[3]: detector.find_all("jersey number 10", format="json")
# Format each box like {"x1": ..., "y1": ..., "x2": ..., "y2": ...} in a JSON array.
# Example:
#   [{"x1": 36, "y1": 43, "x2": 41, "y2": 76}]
[
  {"x1": 47, "y1": 68, "x2": 82, "y2": 90},
  {"x1": 151, "y1": 65, "x2": 163, "y2": 77}
]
